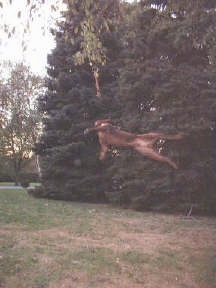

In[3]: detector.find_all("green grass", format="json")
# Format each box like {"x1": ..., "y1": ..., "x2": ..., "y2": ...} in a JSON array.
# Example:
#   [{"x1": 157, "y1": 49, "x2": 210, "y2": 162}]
[
  {"x1": 0, "y1": 182, "x2": 15, "y2": 186},
  {"x1": 0, "y1": 188, "x2": 215, "y2": 288},
  {"x1": 0, "y1": 182, "x2": 41, "y2": 187}
]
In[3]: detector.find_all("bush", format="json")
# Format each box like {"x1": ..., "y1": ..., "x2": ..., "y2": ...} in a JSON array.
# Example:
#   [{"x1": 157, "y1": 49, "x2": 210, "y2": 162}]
[
  {"x1": 27, "y1": 186, "x2": 45, "y2": 198},
  {"x1": 19, "y1": 172, "x2": 39, "y2": 188}
]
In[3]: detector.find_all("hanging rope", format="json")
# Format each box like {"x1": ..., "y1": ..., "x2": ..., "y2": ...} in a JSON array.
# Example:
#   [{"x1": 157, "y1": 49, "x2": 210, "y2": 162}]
[{"x1": 93, "y1": 66, "x2": 102, "y2": 99}]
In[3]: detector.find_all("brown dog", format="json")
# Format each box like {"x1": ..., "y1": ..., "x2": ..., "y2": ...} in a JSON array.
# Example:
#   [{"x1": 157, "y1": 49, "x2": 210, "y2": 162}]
[{"x1": 84, "y1": 119, "x2": 182, "y2": 169}]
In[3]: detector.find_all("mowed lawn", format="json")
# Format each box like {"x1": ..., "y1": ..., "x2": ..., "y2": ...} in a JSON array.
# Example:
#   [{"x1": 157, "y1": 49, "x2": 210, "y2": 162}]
[{"x1": 0, "y1": 188, "x2": 215, "y2": 288}]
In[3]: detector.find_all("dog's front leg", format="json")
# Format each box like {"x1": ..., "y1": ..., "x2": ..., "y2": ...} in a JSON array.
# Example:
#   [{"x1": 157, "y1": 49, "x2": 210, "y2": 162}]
[{"x1": 99, "y1": 144, "x2": 108, "y2": 160}]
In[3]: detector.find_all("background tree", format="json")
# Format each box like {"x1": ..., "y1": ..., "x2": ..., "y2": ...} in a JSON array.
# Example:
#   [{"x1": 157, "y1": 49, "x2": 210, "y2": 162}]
[{"x1": 0, "y1": 62, "x2": 43, "y2": 184}]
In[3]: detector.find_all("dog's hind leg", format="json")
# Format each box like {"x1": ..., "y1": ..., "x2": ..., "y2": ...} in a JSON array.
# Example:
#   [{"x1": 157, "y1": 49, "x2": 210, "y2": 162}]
[{"x1": 134, "y1": 145, "x2": 178, "y2": 169}]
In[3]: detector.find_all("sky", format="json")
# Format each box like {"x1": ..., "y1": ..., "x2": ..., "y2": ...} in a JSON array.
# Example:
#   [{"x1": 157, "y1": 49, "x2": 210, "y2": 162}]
[
  {"x1": 0, "y1": 0, "x2": 63, "y2": 76},
  {"x1": 0, "y1": 0, "x2": 134, "y2": 76}
]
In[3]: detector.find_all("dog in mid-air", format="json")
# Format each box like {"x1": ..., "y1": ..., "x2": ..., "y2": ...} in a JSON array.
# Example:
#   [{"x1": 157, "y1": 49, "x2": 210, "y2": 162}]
[{"x1": 84, "y1": 119, "x2": 183, "y2": 169}]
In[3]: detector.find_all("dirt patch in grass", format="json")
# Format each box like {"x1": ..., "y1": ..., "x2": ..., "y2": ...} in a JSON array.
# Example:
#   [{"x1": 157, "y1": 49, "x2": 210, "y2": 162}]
[
  {"x1": 49, "y1": 272, "x2": 147, "y2": 288},
  {"x1": 1, "y1": 220, "x2": 215, "y2": 288}
]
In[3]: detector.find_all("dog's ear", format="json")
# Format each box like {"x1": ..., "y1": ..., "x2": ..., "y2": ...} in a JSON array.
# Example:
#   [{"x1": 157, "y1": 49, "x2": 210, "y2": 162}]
[{"x1": 94, "y1": 119, "x2": 111, "y2": 127}]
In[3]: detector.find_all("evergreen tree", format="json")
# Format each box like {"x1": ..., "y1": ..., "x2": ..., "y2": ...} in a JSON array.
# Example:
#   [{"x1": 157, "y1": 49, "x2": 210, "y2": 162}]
[
  {"x1": 112, "y1": 0, "x2": 216, "y2": 214},
  {"x1": 35, "y1": 0, "x2": 122, "y2": 201},
  {"x1": 34, "y1": 0, "x2": 216, "y2": 214}
]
